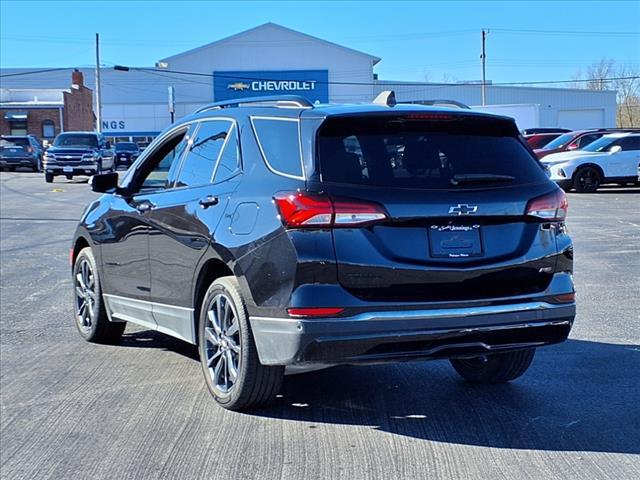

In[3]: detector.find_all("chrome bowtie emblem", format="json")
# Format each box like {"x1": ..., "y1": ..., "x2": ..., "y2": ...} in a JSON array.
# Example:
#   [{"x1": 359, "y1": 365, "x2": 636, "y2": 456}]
[{"x1": 448, "y1": 204, "x2": 478, "y2": 215}]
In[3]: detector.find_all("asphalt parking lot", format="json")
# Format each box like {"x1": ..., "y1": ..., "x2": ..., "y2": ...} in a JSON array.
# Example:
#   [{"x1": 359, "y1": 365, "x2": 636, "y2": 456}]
[{"x1": 1, "y1": 171, "x2": 639, "y2": 480}]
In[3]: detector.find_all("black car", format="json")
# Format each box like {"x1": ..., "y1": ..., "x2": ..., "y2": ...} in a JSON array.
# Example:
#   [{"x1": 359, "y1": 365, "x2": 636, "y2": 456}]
[
  {"x1": 0, "y1": 135, "x2": 43, "y2": 172},
  {"x1": 43, "y1": 132, "x2": 115, "y2": 183},
  {"x1": 114, "y1": 142, "x2": 140, "y2": 168},
  {"x1": 71, "y1": 94, "x2": 576, "y2": 411}
]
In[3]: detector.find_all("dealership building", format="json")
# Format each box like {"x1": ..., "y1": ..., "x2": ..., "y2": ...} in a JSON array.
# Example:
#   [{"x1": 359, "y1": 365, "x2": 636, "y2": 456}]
[{"x1": 0, "y1": 23, "x2": 617, "y2": 144}]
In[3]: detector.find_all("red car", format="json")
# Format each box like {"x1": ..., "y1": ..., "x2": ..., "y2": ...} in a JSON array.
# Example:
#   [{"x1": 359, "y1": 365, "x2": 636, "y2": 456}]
[
  {"x1": 524, "y1": 133, "x2": 563, "y2": 150},
  {"x1": 533, "y1": 129, "x2": 640, "y2": 159}
]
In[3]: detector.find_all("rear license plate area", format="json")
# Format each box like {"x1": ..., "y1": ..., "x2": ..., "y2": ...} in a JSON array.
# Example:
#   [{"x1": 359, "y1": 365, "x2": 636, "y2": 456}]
[{"x1": 429, "y1": 225, "x2": 483, "y2": 258}]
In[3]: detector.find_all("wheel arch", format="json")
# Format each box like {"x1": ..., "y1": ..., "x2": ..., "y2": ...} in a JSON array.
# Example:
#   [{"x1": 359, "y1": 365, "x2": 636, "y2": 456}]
[
  {"x1": 192, "y1": 257, "x2": 235, "y2": 345},
  {"x1": 71, "y1": 235, "x2": 91, "y2": 269},
  {"x1": 572, "y1": 162, "x2": 605, "y2": 180}
]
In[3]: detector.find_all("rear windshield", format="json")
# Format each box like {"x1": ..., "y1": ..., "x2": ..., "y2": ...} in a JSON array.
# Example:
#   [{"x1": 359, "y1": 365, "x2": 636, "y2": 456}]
[
  {"x1": 53, "y1": 134, "x2": 98, "y2": 148},
  {"x1": 115, "y1": 142, "x2": 138, "y2": 151},
  {"x1": 318, "y1": 115, "x2": 547, "y2": 189},
  {"x1": 0, "y1": 137, "x2": 29, "y2": 148}
]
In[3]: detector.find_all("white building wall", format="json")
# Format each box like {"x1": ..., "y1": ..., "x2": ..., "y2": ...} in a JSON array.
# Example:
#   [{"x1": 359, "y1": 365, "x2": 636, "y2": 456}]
[{"x1": 374, "y1": 81, "x2": 617, "y2": 129}]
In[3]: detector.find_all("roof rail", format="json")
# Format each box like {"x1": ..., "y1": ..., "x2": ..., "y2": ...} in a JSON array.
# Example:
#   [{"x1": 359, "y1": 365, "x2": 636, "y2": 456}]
[{"x1": 195, "y1": 95, "x2": 314, "y2": 113}]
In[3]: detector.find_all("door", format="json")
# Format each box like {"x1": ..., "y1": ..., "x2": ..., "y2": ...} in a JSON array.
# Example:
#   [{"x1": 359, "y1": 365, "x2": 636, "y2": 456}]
[
  {"x1": 98, "y1": 126, "x2": 190, "y2": 327},
  {"x1": 147, "y1": 119, "x2": 242, "y2": 342},
  {"x1": 607, "y1": 136, "x2": 640, "y2": 177}
]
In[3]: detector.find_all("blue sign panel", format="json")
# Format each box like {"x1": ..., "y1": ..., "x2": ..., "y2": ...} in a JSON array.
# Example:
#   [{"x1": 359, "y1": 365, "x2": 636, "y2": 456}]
[{"x1": 213, "y1": 70, "x2": 329, "y2": 103}]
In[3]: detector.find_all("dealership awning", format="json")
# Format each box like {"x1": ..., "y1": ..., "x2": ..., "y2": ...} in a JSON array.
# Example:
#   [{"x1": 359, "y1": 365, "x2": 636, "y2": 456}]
[{"x1": 4, "y1": 111, "x2": 28, "y2": 120}]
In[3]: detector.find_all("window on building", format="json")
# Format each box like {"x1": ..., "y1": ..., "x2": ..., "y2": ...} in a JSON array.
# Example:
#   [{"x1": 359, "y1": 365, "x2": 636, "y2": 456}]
[
  {"x1": 9, "y1": 121, "x2": 27, "y2": 136},
  {"x1": 41, "y1": 120, "x2": 55, "y2": 139}
]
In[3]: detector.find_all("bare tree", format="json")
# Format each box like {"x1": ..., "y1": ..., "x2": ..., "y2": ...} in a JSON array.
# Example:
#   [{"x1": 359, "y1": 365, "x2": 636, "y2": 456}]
[
  {"x1": 574, "y1": 59, "x2": 640, "y2": 127},
  {"x1": 586, "y1": 58, "x2": 616, "y2": 90},
  {"x1": 614, "y1": 64, "x2": 640, "y2": 128}
]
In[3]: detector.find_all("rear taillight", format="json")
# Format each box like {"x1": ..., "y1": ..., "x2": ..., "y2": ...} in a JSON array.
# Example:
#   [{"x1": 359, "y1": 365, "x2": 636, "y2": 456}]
[
  {"x1": 526, "y1": 189, "x2": 568, "y2": 221},
  {"x1": 287, "y1": 307, "x2": 345, "y2": 317},
  {"x1": 273, "y1": 191, "x2": 388, "y2": 228}
]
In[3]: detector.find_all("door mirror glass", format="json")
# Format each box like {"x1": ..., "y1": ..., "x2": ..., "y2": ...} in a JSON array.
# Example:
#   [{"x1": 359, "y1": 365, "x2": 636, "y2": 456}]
[
  {"x1": 90, "y1": 172, "x2": 119, "y2": 193},
  {"x1": 609, "y1": 145, "x2": 622, "y2": 154}
]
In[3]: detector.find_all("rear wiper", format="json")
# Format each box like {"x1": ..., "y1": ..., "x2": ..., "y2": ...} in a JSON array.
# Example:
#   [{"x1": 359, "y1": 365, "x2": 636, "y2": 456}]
[{"x1": 450, "y1": 174, "x2": 515, "y2": 186}]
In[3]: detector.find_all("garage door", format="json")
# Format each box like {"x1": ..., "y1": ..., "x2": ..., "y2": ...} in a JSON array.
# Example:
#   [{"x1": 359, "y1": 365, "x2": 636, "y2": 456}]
[{"x1": 558, "y1": 109, "x2": 605, "y2": 130}]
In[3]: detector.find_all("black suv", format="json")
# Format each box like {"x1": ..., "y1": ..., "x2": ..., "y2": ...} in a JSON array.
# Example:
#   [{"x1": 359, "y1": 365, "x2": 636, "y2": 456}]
[
  {"x1": 44, "y1": 131, "x2": 115, "y2": 182},
  {"x1": 0, "y1": 135, "x2": 44, "y2": 172},
  {"x1": 71, "y1": 95, "x2": 576, "y2": 411},
  {"x1": 114, "y1": 141, "x2": 140, "y2": 168}
]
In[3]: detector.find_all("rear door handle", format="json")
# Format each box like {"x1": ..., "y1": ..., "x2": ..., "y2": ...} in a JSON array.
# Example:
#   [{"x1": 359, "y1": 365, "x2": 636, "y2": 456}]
[
  {"x1": 136, "y1": 200, "x2": 155, "y2": 213},
  {"x1": 199, "y1": 195, "x2": 219, "y2": 209}
]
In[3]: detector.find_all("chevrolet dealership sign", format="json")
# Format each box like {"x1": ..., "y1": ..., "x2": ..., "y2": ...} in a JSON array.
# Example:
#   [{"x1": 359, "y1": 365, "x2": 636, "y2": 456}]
[{"x1": 213, "y1": 70, "x2": 329, "y2": 103}]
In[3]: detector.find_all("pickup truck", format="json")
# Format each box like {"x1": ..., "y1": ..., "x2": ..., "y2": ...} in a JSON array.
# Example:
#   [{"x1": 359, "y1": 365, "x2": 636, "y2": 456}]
[{"x1": 43, "y1": 132, "x2": 115, "y2": 183}]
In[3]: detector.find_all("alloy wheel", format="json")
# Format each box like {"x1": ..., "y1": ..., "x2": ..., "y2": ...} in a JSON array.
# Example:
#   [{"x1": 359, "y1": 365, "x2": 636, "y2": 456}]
[
  {"x1": 577, "y1": 168, "x2": 600, "y2": 192},
  {"x1": 75, "y1": 258, "x2": 96, "y2": 331},
  {"x1": 204, "y1": 293, "x2": 241, "y2": 394}
]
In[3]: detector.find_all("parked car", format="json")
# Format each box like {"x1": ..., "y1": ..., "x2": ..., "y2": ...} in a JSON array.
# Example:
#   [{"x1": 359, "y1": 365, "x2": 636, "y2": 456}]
[
  {"x1": 524, "y1": 133, "x2": 563, "y2": 150},
  {"x1": 43, "y1": 132, "x2": 115, "y2": 183},
  {"x1": 0, "y1": 135, "x2": 44, "y2": 172},
  {"x1": 71, "y1": 95, "x2": 576, "y2": 411},
  {"x1": 534, "y1": 128, "x2": 639, "y2": 159},
  {"x1": 521, "y1": 128, "x2": 571, "y2": 135},
  {"x1": 542, "y1": 132, "x2": 640, "y2": 192},
  {"x1": 114, "y1": 142, "x2": 140, "y2": 168}
]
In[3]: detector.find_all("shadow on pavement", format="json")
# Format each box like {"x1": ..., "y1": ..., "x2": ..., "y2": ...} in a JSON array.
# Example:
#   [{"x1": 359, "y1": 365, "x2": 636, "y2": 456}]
[{"x1": 118, "y1": 332, "x2": 640, "y2": 454}]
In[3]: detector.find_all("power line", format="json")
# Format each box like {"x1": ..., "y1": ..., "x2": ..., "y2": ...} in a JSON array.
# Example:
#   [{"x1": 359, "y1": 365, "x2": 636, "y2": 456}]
[
  {"x1": 117, "y1": 66, "x2": 639, "y2": 88},
  {"x1": 0, "y1": 67, "x2": 74, "y2": 78}
]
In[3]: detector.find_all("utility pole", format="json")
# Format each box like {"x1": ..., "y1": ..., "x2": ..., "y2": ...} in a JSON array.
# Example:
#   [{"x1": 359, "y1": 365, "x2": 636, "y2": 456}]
[
  {"x1": 95, "y1": 33, "x2": 103, "y2": 132},
  {"x1": 168, "y1": 86, "x2": 175, "y2": 123},
  {"x1": 481, "y1": 29, "x2": 487, "y2": 106}
]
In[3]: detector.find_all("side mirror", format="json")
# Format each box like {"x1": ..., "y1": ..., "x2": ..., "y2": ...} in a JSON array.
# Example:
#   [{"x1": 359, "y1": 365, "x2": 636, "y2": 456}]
[
  {"x1": 567, "y1": 143, "x2": 579, "y2": 150},
  {"x1": 609, "y1": 145, "x2": 622, "y2": 154},
  {"x1": 90, "y1": 172, "x2": 118, "y2": 193}
]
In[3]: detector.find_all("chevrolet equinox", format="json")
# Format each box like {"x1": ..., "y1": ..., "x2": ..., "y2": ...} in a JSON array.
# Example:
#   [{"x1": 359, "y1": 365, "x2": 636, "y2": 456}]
[{"x1": 71, "y1": 94, "x2": 576, "y2": 410}]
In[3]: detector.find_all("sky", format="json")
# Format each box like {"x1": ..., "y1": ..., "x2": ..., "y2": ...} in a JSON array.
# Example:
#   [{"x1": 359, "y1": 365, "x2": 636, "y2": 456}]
[{"x1": 1, "y1": 0, "x2": 639, "y2": 85}]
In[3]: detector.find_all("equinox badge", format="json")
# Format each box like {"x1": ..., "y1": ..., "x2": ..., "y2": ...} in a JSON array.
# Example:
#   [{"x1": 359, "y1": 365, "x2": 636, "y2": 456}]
[{"x1": 448, "y1": 204, "x2": 478, "y2": 215}]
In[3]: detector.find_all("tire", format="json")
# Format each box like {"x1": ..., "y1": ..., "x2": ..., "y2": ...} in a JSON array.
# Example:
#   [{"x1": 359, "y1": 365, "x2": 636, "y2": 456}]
[
  {"x1": 198, "y1": 276, "x2": 283, "y2": 411},
  {"x1": 73, "y1": 247, "x2": 126, "y2": 343},
  {"x1": 573, "y1": 166, "x2": 602, "y2": 193},
  {"x1": 45, "y1": 173, "x2": 54, "y2": 183},
  {"x1": 450, "y1": 348, "x2": 536, "y2": 383},
  {"x1": 33, "y1": 158, "x2": 42, "y2": 172}
]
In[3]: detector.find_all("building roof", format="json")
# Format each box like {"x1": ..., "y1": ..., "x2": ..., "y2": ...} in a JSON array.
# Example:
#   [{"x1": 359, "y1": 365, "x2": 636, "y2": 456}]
[
  {"x1": 0, "y1": 88, "x2": 66, "y2": 108},
  {"x1": 159, "y1": 22, "x2": 381, "y2": 65}
]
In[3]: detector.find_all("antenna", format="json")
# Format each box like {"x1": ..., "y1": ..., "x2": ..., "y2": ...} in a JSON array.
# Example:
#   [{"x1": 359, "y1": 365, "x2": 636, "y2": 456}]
[{"x1": 373, "y1": 90, "x2": 397, "y2": 107}]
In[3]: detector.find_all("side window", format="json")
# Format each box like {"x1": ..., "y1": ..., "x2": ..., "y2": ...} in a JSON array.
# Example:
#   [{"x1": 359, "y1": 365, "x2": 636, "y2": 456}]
[
  {"x1": 619, "y1": 137, "x2": 640, "y2": 151},
  {"x1": 578, "y1": 134, "x2": 599, "y2": 148},
  {"x1": 251, "y1": 117, "x2": 303, "y2": 178},
  {"x1": 213, "y1": 124, "x2": 240, "y2": 183},
  {"x1": 134, "y1": 131, "x2": 189, "y2": 193},
  {"x1": 175, "y1": 120, "x2": 232, "y2": 188}
]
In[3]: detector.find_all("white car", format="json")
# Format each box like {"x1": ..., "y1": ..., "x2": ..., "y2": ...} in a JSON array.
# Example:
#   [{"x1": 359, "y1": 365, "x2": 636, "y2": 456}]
[{"x1": 541, "y1": 133, "x2": 640, "y2": 192}]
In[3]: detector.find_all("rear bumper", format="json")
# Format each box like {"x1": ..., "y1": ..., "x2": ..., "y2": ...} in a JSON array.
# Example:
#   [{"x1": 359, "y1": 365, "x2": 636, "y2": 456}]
[
  {"x1": 250, "y1": 301, "x2": 575, "y2": 366},
  {"x1": 0, "y1": 157, "x2": 37, "y2": 167}
]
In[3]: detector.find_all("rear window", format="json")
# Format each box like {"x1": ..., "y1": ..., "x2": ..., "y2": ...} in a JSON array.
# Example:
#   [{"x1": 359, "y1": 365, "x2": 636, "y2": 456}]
[
  {"x1": 115, "y1": 142, "x2": 138, "y2": 151},
  {"x1": 251, "y1": 117, "x2": 303, "y2": 178},
  {"x1": 318, "y1": 115, "x2": 547, "y2": 189},
  {"x1": 0, "y1": 137, "x2": 29, "y2": 148}
]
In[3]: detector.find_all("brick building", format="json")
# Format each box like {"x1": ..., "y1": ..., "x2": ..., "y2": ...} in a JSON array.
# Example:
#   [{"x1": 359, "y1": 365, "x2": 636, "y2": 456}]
[{"x1": 0, "y1": 70, "x2": 94, "y2": 143}]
